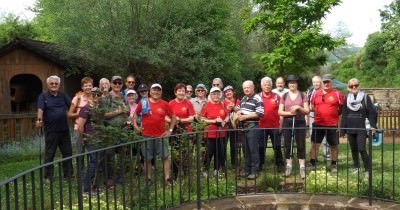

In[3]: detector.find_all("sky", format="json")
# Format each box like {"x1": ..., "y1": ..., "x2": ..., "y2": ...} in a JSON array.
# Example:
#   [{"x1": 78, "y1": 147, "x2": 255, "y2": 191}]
[{"x1": 0, "y1": 0, "x2": 394, "y2": 47}]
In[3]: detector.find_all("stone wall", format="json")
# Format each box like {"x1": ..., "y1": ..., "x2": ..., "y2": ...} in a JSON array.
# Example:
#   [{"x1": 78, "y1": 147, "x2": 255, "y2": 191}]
[{"x1": 363, "y1": 88, "x2": 400, "y2": 110}]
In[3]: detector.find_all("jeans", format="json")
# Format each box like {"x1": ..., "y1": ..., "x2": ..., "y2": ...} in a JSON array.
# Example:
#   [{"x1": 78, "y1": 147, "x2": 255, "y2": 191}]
[
  {"x1": 83, "y1": 144, "x2": 98, "y2": 192},
  {"x1": 243, "y1": 126, "x2": 260, "y2": 174}
]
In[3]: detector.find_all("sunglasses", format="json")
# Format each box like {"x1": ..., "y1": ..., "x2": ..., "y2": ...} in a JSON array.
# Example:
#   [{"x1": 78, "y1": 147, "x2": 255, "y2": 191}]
[
  {"x1": 348, "y1": 84, "x2": 359, "y2": 89},
  {"x1": 113, "y1": 82, "x2": 122, "y2": 85},
  {"x1": 197, "y1": 89, "x2": 205, "y2": 92},
  {"x1": 187, "y1": 91, "x2": 192, "y2": 93},
  {"x1": 50, "y1": 82, "x2": 59, "y2": 86},
  {"x1": 323, "y1": 80, "x2": 331, "y2": 84}
]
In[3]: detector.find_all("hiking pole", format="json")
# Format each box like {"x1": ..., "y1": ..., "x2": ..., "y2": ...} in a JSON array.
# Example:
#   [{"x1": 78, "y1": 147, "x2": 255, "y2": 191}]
[
  {"x1": 39, "y1": 127, "x2": 43, "y2": 165},
  {"x1": 290, "y1": 116, "x2": 295, "y2": 160}
]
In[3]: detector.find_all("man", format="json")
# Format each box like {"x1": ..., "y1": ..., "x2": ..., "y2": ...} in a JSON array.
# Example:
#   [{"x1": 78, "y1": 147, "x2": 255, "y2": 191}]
[
  {"x1": 237, "y1": 80, "x2": 264, "y2": 179},
  {"x1": 258, "y1": 77, "x2": 284, "y2": 172},
  {"x1": 104, "y1": 76, "x2": 128, "y2": 126},
  {"x1": 36, "y1": 75, "x2": 73, "y2": 180},
  {"x1": 133, "y1": 83, "x2": 177, "y2": 184},
  {"x1": 308, "y1": 74, "x2": 344, "y2": 173},
  {"x1": 307, "y1": 76, "x2": 330, "y2": 162},
  {"x1": 122, "y1": 74, "x2": 136, "y2": 96},
  {"x1": 186, "y1": 85, "x2": 193, "y2": 100},
  {"x1": 272, "y1": 76, "x2": 289, "y2": 97}
]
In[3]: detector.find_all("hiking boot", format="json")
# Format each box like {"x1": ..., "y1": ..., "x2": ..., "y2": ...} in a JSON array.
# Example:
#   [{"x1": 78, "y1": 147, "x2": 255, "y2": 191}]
[
  {"x1": 306, "y1": 162, "x2": 316, "y2": 171},
  {"x1": 285, "y1": 165, "x2": 292, "y2": 177},
  {"x1": 330, "y1": 164, "x2": 337, "y2": 174},
  {"x1": 300, "y1": 166, "x2": 306, "y2": 179}
]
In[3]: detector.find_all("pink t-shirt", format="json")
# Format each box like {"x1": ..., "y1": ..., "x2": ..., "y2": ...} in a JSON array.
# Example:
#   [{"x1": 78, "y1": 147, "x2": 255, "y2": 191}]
[
  {"x1": 72, "y1": 94, "x2": 89, "y2": 130},
  {"x1": 280, "y1": 92, "x2": 308, "y2": 120}
]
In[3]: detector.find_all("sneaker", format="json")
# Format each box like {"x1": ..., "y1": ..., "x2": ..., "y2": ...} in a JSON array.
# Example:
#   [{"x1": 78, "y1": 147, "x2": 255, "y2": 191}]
[
  {"x1": 300, "y1": 166, "x2": 306, "y2": 179},
  {"x1": 247, "y1": 173, "x2": 258, "y2": 180},
  {"x1": 330, "y1": 164, "x2": 337, "y2": 174},
  {"x1": 285, "y1": 165, "x2": 292, "y2": 177},
  {"x1": 365, "y1": 171, "x2": 370, "y2": 180},
  {"x1": 351, "y1": 168, "x2": 360, "y2": 175}
]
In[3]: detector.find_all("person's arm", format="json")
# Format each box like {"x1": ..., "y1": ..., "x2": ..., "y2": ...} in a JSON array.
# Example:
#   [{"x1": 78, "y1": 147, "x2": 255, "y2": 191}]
[
  {"x1": 278, "y1": 104, "x2": 295, "y2": 117},
  {"x1": 76, "y1": 117, "x2": 87, "y2": 135},
  {"x1": 366, "y1": 95, "x2": 378, "y2": 129},
  {"x1": 36, "y1": 94, "x2": 44, "y2": 128},
  {"x1": 67, "y1": 96, "x2": 79, "y2": 119}
]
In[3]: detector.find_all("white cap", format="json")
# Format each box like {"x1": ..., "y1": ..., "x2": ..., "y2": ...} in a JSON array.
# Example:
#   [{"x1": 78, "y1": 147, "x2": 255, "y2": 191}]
[
  {"x1": 126, "y1": 89, "x2": 137, "y2": 95},
  {"x1": 150, "y1": 83, "x2": 162, "y2": 90},
  {"x1": 210, "y1": 86, "x2": 221, "y2": 93}
]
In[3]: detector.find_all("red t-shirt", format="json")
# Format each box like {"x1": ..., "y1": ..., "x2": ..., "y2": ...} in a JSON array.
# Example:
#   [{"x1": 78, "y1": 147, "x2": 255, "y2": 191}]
[
  {"x1": 169, "y1": 99, "x2": 195, "y2": 132},
  {"x1": 311, "y1": 89, "x2": 344, "y2": 126},
  {"x1": 223, "y1": 98, "x2": 240, "y2": 108},
  {"x1": 200, "y1": 102, "x2": 228, "y2": 138},
  {"x1": 136, "y1": 99, "x2": 173, "y2": 137},
  {"x1": 259, "y1": 92, "x2": 280, "y2": 128}
]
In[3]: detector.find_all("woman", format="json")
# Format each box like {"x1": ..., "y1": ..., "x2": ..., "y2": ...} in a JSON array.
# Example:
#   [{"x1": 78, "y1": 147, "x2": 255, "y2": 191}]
[
  {"x1": 278, "y1": 74, "x2": 309, "y2": 179},
  {"x1": 200, "y1": 87, "x2": 229, "y2": 177},
  {"x1": 99, "y1": 78, "x2": 110, "y2": 93},
  {"x1": 168, "y1": 83, "x2": 196, "y2": 177},
  {"x1": 67, "y1": 77, "x2": 93, "y2": 154},
  {"x1": 340, "y1": 78, "x2": 377, "y2": 179},
  {"x1": 223, "y1": 85, "x2": 241, "y2": 167},
  {"x1": 125, "y1": 89, "x2": 138, "y2": 128},
  {"x1": 190, "y1": 83, "x2": 208, "y2": 115}
]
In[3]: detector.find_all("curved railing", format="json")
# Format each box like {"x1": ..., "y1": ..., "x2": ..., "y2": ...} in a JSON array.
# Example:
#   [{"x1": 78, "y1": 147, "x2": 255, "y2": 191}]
[{"x1": 0, "y1": 127, "x2": 399, "y2": 209}]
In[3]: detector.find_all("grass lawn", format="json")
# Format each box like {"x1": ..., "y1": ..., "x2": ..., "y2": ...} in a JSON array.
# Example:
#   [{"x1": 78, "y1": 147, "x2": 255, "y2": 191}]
[{"x1": 0, "y1": 136, "x2": 399, "y2": 209}]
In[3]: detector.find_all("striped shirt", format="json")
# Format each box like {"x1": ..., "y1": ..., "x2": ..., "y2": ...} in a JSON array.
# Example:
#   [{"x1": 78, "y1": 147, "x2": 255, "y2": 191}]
[{"x1": 237, "y1": 94, "x2": 264, "y2": 118}]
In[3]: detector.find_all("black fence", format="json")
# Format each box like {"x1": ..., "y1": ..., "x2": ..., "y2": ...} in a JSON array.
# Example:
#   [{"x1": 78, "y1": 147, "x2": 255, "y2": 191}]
[{"x1": 0, "y1": 127, "x2": 399, "y2": 209}]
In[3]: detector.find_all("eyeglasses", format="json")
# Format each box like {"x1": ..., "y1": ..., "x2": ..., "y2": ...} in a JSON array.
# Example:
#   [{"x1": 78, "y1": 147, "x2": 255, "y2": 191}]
[
  {"x1": 126, "y1": 81, "x2": 135, "y2": 84},
  {"x1": 212, "y1": 84, "x2": 220, "y2": 87},
  {"x1": 50, "y1": 82, "x2": 59, "y2": 86},
  {"x1": 113, "y1": 82, "x2": 122, "y2": 85},
  {"x1": 197, "y1": 89, "x2": 205, "y2": 92},
  {"x1": 187, "y1": 91, "x2": 192, "y2": 93},
  {"x1": 348, "y1": 84, "x2": 359, "y2": 89}
]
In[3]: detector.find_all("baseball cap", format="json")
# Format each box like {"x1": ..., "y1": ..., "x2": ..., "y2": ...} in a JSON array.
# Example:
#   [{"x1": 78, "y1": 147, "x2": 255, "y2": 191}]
[
  {"x1": 111, "y1": 75, "x2": 122, "y2": 82},
  {"x1": 126, "y1": 89, "x2": 137, "y2": 95},
  {"x1": 150, "y1": 83, "x2": 162, "y2": 90},
  {"x1": 138, "y1": 84, "x2": 148, "y2": 92},
  {"x1": 322, "y1": 74, "x2": 334, "y2": 82},
  {"x1": 223, "y1": 85, "x2": 233, "y2": 92},
  {"x1": 196, "y1": 83, "x2": 207, "y2": 91},
  {"x1": 210, "y1": 86, "x2": 221, "y2": 93}
]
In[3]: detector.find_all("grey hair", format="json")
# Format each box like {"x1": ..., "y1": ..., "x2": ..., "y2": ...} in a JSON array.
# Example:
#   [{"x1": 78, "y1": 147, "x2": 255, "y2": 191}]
[
  {"x1": 46, "y1": 75, "x2": 61, "y2": 84},
  {"x1": 312, "y1": 75, "x2": 322, "y2": 82},
  {"x1": 243, "y1": 80, "x2": 254, "y2": 87},
  {"x1": 347, "y1": 78, "x2": 360, "y2": 85},
  {"x1": 186, "y1": 85, "x2": 193, "y2": 90},
  {"x1": 261, "y1": 76, "x2": 273, "y2": 86},
  {"x1": 99, "y1": 78, "x2": 110, "y2": 85},
  {"x1": 212, "y1": 78, "x2": 224, "y2": 88}
]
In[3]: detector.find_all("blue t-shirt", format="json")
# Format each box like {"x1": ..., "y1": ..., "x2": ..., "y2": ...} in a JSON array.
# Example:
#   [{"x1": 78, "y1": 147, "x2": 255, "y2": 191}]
[{"x1": 37, "y1": 91, "x2": 71, "y2": 133}]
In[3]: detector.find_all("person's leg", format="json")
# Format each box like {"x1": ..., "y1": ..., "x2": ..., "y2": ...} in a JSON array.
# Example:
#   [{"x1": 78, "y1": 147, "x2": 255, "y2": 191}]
[
  {"x1": 83, "y1": 144, "x2": 98, "y2": 192},
  {"x1": 247, "y1": 128, "x2": 260, "y2": 175},
  {"x1": 347, "y1": 133, "x2": 360, "y2": 169},
  {"x1": 58, "y1": 131, "x2": 73, "y2": 177},
  {"x1": 258, "y1": 129, "x2": 266, "y2": 169},
  {"x1": 229, "y1": 130, "x2": 237, "y2": 166},
  {"x1": 357, "y1": 131, "x2": 370, "y2": 172},
  {"x1": 326, "y1": 128, "x2": 339, "y2": 164},
  {"x1": 159, "y1": 138, "x2": 171, "y2": 181},
  {"x1": 321, "y1": 137, "x2": 331, "y2": 161},
  {"x1": 309, "y1": 125, "x2": 323, "y2": 166},
  {"x1": 141, "y1": 140, "x2": 154, "y2": 180},
  {"x1": 216, "y1": 137, "x2": 226, "y2": 171},
  {"x1": 271, "y1": 129, "x2": 284, "y2": 171},
  {"x1": 244, "y1": 131, "x2": 252, "y2": 175},
  {"x1": 44, "y1": 132, "x2": 59, "y2": 179}
]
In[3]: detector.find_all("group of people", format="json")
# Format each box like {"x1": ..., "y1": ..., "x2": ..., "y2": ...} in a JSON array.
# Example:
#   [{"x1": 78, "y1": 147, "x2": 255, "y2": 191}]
[{"x1": 35, "y1": 73, "x2": 377, "y2": 194}]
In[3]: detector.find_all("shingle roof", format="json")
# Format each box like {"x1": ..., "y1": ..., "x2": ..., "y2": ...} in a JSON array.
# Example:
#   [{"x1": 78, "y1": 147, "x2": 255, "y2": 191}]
[{"x1": 0, "y1": 38, "x2": 72, "y2": 68}]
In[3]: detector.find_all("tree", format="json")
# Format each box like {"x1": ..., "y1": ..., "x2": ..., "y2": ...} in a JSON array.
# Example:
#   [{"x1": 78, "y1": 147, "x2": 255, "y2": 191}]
[
  {"x1": 0, "y1": 14, "x2": 38, "y2": 45},
  {"x1": 244, "y1": 0, "x2": 344, "y2": 78},
  {"x1": 33, "y1": 0, "x2": 251, "y2": 95}
]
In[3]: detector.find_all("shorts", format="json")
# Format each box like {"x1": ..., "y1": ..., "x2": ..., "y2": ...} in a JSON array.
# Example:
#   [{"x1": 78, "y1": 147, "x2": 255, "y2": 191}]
[
  {"x1": 311, "y1": 124, "x2": 338, "y2": 145},
  {"x1": 141, "y1": 138, "x2": 169, "y2": 160}
]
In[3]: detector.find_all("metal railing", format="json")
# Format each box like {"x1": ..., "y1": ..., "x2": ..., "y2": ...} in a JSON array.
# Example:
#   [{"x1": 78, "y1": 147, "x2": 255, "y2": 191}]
[{"x1": 0, "y1": 127, "x2": 399, "y2": 209}]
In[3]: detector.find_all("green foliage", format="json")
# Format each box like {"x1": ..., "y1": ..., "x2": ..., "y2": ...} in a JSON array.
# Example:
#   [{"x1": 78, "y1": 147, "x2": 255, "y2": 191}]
[
  {"x1": 0, "y1": 14, "x2": 38, "y2": 45},
  {"x1": 32, "y1": 0, "x2": 251, "y2": 94},
  {"x1": 245, "y1": 0, "x2": 344, "y2": 78}
]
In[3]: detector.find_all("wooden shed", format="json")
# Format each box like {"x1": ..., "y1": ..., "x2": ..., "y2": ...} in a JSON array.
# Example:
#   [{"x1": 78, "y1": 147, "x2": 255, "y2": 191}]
[{"x1": 0, "y1": 38, "x2": 80, "y2": 143}]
